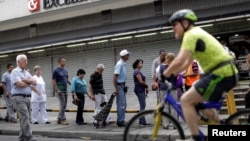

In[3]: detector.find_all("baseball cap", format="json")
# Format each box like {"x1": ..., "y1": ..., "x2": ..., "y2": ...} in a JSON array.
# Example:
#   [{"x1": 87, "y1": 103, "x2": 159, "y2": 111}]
[{"x1": 120, "y1": 49, "x2": 131, "y2": 56}]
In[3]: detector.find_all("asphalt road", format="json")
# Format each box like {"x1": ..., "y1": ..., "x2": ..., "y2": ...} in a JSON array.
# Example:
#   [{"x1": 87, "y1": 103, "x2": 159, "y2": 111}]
[{"x1": 0, "y1": 135, "x2": 111, "y2": 141}]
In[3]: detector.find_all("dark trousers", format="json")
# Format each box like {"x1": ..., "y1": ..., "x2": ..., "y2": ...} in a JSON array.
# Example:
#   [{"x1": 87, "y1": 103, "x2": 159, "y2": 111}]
[
  {"x1": 135, "y1": 92, "x2": 146, "y2": 124},
  {"x1": 75, "y1": 93, "x2": 85, "y2": 123}
]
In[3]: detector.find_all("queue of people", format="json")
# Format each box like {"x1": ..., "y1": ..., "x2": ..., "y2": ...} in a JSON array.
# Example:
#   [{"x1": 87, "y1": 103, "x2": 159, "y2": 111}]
[{"x1": 0, "y1": 8, "x2": 247, "y2": 141}]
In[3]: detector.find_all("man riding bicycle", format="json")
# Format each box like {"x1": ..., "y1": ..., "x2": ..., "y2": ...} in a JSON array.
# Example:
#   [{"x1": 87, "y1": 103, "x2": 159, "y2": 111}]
[{"x1": 162, "y1": 9, "x2": 239, "y2": 141}]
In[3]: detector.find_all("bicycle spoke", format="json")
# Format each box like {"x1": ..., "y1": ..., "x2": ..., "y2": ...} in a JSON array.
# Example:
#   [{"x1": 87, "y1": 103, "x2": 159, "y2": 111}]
[{"x1": 123, "y1": 110, "x2": 185, "y2": 141}]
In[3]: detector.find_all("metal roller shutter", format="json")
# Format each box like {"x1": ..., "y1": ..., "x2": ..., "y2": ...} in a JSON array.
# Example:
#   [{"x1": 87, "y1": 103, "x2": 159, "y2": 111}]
[{"x1": 53, "y1": 48, "x2": 115, "y2": 95}]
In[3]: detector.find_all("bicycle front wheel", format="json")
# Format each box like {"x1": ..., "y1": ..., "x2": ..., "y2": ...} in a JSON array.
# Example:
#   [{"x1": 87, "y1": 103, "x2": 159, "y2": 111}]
[
  {"x1": 225, "y1": 109, "x2": 250, "y2": 125},
  {"x1": 123, "y1": 109, "x2": 185, "y2": 141}
]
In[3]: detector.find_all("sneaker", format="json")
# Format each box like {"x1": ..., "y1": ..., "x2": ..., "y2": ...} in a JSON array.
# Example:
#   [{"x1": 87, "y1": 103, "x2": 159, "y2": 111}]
[
  {"x1": 61, "y1": 120, "x2": 68, "y2": 125},
  {"x1": 57, "y1": 120, "x2": 61, "y2": 124},
  {"x1": 117, "y1": 122, "x2": 125, "y2": 127},
  {"x1": 45, "y1": 121, "x2": 51, "y2": 124},
  {"x1": 139, "y1": 123, "x2": 150, "y2": 127},
  {"x1": 33, "y1": 122, "x2": 39, "y2": 124},
  {"x1": 9, "y1": 119, "x2": 17, "y2": 123}
]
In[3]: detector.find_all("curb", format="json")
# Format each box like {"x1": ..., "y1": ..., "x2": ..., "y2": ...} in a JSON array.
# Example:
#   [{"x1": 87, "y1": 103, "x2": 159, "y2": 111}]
[{"x1": 0, "y1": 129, "x2": 124, "y2": 140}]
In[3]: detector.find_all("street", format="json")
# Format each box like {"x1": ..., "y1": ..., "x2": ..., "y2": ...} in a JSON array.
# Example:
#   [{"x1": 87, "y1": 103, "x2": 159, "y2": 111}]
[{"x1": 0, "y1": 135, "x2": 111, "y2": 141}]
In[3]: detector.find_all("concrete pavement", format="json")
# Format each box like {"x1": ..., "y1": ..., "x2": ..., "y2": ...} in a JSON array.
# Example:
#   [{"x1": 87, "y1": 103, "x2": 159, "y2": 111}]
[{"x1": 0, "y1": 91, "x2": 203, "y2": 140}]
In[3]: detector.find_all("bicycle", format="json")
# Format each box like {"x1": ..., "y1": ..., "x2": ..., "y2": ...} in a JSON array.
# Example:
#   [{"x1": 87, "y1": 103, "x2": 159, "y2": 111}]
[{"x1": 123, "y1": 81, "x2": 250, "y2": 141}]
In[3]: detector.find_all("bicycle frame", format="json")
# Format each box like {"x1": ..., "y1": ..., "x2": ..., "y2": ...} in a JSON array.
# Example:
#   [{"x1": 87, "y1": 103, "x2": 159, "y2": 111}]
[{"x1": 162, "y1": 90, "x2": 223, "y2": 140}]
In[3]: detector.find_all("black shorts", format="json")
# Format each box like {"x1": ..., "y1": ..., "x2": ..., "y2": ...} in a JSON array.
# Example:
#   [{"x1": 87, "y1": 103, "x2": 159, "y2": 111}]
[{"x1": 194, "y1": 73, "x2": 239, "y2": 102}]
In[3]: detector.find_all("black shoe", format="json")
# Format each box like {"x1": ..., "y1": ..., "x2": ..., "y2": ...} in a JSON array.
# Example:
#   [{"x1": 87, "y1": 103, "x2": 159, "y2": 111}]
[
  {"x1": 45, "y1": 121, "x2": 51, "y2": 124},
  {"x1": 139, "y1": 123, "x2": 150, "y2": 127},
  {"x1": 33, "y1": 122, "x2": 39, "y2": 124},
  {"x1": 117, "y1": 122, "x2": 125, "y2": 127},
  {"x1": 77, "y1": 122, "x2": 87, "y2": 125}
]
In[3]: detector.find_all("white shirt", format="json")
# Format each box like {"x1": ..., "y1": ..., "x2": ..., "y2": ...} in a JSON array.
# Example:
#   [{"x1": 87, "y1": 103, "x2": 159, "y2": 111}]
[{"x1": 31, "y1": 75, "x2": 47, "y2": 102}]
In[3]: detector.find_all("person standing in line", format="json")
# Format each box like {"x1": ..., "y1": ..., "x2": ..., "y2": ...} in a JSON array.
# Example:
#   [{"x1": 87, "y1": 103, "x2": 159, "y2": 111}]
[
  {"x1": 1, "y1": 63, "x2": 17, "y2": 123},
  {"x1": 151, "y1": 50, "x2": 166, "y2": 104},
  {"x1": 182, "y1": 60, "x2": 201, "y2": 91},
  {"x1": 89, "y1": 64, "x2": 113, "y2": 124},
  {"x1": 151, "y1": 50, "x2": 166, "y2": 80},
  {"x1": 52, "y1": 57, "x2": 71, "y2": 125},
  {"x1": 31, "y1": 65, "x2": 50, "y2": 124},
  {"x1": 113, "y1": 49, "x2": 130, "y2": 127},
  {"x1": 132, "y1": 59, "x2": 149, "y2": 126},
  {"x1": 71, "y1": 69, "x2": 89, "y2": 125},
  {"x1": 10, "y1": 54, "x2": 37, "y2": 141},
  {"x1": 156, "y1": 52, "x2": 177, "y2": 129}
]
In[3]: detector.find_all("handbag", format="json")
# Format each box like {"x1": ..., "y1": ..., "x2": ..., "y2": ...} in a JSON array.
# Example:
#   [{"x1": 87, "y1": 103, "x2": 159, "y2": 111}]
[
  {"x1": 151, "y1": 78, "x2": 158, "y2": 91},
  {"x1": 72, "y1": 99, "x2": 79, "y2": 105}
]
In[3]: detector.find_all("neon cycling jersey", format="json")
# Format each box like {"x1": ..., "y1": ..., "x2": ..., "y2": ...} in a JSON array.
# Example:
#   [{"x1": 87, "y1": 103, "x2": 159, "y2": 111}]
[{"x1": 181, "y1": 26, "x2": 238, "y2": 77}]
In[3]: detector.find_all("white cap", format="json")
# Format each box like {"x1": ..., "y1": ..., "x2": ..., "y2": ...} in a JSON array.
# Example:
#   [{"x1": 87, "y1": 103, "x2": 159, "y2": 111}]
[{"x1": 120, "y1": 49, "x2": 131, "y2": 56}]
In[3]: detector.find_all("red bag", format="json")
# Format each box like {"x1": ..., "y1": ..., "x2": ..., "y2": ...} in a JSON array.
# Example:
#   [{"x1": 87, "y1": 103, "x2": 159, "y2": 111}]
[{"x1": 151, "y1": 78, "x2": 158, "y2": 91}]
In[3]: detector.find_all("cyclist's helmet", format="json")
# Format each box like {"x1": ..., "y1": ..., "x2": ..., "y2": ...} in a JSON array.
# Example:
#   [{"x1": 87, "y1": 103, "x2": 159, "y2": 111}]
[{"x1": 168, "y1": 9, "x2": 197, "y2": 25}]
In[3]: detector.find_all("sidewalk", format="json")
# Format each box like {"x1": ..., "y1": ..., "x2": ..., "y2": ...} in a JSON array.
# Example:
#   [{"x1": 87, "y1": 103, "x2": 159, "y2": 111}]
[
  {"x1": 0, "y1": 92, "x2": 206, "y2": 140},
  {"x1": 0, "y1": 92, "x2": 158, "y2": 140}
]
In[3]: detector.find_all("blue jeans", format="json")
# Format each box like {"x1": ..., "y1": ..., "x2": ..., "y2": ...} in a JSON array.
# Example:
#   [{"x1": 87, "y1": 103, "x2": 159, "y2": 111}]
[
  {"x1": 135, "y1": 92, "x2": 146, "y2": 124},
  {"x1": 116, "y1": 85, "x2": 127, "y2": 123},
  {"x1": 57, "y1": 93, "x2": 68, "y2": 121}
]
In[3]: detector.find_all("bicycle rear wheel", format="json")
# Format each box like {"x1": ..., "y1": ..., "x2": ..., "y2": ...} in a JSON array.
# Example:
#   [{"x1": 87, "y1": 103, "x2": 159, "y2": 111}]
[
  {"x1": 123, "y1": 109, "x2": 185, "y2": 141},
  {"x1": 225, "y1": 109, "x2": 250, "y2": 125}
]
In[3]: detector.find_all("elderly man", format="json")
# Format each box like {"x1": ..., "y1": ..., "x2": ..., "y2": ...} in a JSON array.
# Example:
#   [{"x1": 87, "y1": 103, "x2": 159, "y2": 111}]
[
  {"x1": 11, "y1": 54, "x2": 36, "y2": 141},
  {"x1": 89, "y1": 64, "x2": 113, "y2": 125}
]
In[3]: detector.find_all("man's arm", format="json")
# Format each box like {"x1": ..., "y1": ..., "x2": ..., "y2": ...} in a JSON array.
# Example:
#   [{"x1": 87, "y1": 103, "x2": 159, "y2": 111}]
[
  {"x1": 151, "y1": 59, "x2": 157, "y2": 79},
  {"x1": 113, "y1": 74, "x2": 118, "y2": 94},
  {"x1": 88, "y1": 83, "x2": 95, "y2": 100},
  {"x1": 52, "y1": 79, "x2": 60, "y2": 92},
  {"x1": 1, "y1": 82, "x2": 9, "y2": 98},
  {"x1": 67, "y1": 78, "x2": 71, "y2": 85},
  {"x1": 88, "y1": 75, "x2": 95, "y2": 100}
]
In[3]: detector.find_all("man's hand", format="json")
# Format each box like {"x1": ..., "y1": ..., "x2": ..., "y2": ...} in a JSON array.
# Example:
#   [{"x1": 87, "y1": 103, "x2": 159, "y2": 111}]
[
  {"x1": 89, "y1": 94, "x2": 95, "y2": 101},
  {"x1": 5, "y1": 92, "x2": 10, "y2": 98},
  {"x1": 57, "y1": 90, "x2": 62, "y2": 96},
  {"x1": 113, "y1": 89, "x2": 118, "y2": 95}
]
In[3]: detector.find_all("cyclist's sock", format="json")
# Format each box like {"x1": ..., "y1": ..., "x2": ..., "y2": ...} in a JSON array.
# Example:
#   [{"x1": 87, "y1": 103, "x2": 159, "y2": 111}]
[{"x1": 192, "y1": 135, "x2": 204, "y2": 141}]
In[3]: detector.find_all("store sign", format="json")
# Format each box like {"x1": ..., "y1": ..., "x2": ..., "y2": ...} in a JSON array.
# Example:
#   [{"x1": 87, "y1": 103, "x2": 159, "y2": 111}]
[
  {"x1": 43, "y1": 0, "x2": 87, "y2": 9},
  {"x1": 28, "y1": 0, "x2": 95, "y2": 13},
  {"x1": 28, "y1": 0, "x2": 41, "y2": 12}
]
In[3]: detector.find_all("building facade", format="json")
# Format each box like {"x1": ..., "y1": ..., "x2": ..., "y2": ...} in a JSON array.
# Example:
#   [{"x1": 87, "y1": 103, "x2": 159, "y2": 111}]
[{"x1": 0, "y1": 0, "x2": 250, "y2": 95}]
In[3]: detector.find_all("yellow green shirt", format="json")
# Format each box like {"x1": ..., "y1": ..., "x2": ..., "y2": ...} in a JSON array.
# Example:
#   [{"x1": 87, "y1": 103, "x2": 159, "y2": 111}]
[{"x1": 181, "y1": 27, "x2": 238, "y2": 76}]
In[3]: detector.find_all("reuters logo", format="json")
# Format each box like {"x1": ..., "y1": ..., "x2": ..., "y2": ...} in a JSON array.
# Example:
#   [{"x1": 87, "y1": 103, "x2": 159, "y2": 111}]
[{"x1": 28, "y1": 0, "x2": 40, "y2": 12}]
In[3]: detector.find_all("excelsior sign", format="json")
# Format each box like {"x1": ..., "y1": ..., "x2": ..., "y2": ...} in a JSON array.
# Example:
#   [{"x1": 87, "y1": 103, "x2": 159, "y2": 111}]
[
  {"x1": 28, "y1": 0, "x2": 41, "y2": 12},
  {"x1": 43, "y1": 0, "x2": 88, "y2": 9},
  {"x1": 28, "y1": 0, "x2": 91, "y2": 12}
]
